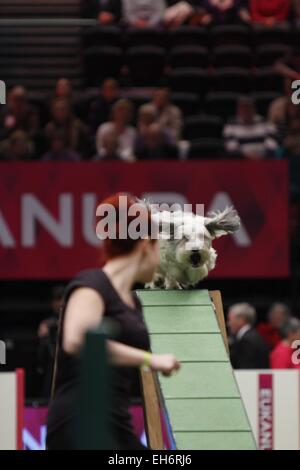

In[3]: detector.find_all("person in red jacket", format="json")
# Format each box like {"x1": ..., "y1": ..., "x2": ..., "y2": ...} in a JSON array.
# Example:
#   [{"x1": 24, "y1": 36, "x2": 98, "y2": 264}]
[
  {"x1": 257, "y1": 302, "x2": 291, "y2": 350},
  {"x1": 270, "y1": 318, "x2": 300, "y2": 369},
  {"x1": 250, "y1": 0, "x2": 291, "y2": 25}
]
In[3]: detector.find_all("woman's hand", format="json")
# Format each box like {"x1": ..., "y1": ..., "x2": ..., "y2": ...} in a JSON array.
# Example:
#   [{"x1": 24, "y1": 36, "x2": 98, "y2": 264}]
[{"x1": 150, "y1": 353, "x2": 181, "y2": 376}]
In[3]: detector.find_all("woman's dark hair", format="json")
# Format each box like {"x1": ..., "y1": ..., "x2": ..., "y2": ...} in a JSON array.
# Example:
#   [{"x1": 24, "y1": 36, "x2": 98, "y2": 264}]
[{"x1": 97, "y1": 192, "x2": 158, "y2": 262}]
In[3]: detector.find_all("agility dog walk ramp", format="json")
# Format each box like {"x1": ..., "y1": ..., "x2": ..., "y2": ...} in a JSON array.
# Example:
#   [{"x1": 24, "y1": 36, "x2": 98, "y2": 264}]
[{"x1": 137, "y1": 289, "x2": 256, "y2": 450}]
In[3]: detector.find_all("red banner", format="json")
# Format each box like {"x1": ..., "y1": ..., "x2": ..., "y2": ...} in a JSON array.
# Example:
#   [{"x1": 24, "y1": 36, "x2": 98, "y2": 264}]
[
  {"x1": 258, "y1": 374, "x2": 274, "y2": 450},
  {"x1": 0, "y1": 161, "x2": 289, "y2": 279}
]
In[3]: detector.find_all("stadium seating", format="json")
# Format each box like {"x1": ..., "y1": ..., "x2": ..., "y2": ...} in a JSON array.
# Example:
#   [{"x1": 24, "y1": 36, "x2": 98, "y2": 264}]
[
  {"x1": 172, "y1": 92, "x2": 200, "y2": 117},
  {"x1": 84, "y1": 46, "x2": 123, "y2": 86},
  {"x1": 183, "y1": 115, "x2": 223, "y2": 141},
  {"x1": 170, "y1": 46, "x2": 210, "y2": 69},
  {"x1": 82, "y1": 25, "x2": 123, "y2": 48},
  {"x1": 210, "y1": 25, "x2": 251, "y2": 48},
  {"x1": 126, "y1": 46, "x2": 166, "y2": 87},
  {"x1": 204, "y1": 92, "x2": 240, "y2": 120},
  {"x1": 253, "y1": 68, "x2": 284, "y2": 93},
  {"x1": 252, "y1": 91, "x2": 281, "y2": 117},
  {"x1": 188, "y1": 139, "x2": 225, "y2": 159},
  {"x1": 212, "y1": 68, "x2": 252, "y2": 93},
  {"x1": 252, "y1": 24, "x2": 291, "y2": 47},
  {"x1": 169, "y1": 26, "x2": 209, "y2": 48},
  {"x1": 255, "y1": 45, "x2": 291, "y2": 68},
  {"x1": 168, "y1": 68, "x2": 209, "y2": 98},
  {"x1": 212, "y1": 46, "x2": 252, "y2": 69},
  {"x1": 125, "y1": 28, "x2": 167, "y2": 49}
]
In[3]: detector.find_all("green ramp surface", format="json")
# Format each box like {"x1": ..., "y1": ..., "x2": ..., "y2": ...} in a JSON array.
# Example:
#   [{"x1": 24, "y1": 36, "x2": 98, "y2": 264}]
[{"x1": 137, "y1": 289, "x2": 256, "y2": 450}]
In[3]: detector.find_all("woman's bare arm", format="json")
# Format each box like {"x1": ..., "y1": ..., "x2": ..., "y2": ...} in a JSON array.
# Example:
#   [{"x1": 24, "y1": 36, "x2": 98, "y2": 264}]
[{"x1": 63, "y1": 287, "x2": 180, "y2": 375}]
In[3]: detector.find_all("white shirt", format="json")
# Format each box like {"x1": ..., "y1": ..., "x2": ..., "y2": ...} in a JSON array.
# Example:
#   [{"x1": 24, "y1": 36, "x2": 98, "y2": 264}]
[
  {"x1": 236, "y1": 324, "x2": 252, "y2": 341},
  {"x1": 96, "y1": 122, "x2": 137, "y2": 162}
]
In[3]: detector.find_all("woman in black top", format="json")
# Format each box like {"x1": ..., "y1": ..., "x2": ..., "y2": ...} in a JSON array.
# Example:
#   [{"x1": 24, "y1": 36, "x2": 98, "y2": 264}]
[{"x1": 46, "y1": 193, "x2": 180, "y2": 450}]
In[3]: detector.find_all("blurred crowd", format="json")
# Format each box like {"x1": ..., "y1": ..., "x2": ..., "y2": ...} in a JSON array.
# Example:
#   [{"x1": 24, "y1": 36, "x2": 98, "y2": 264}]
[
  {"x1": 1, "y1": 73, "x2": 300, "y2": 165},
  {"x1": 228, "y1": 301, "x2": 300, "y2": 369},
  {"x1": 91, "y1": 0, "x2": 300, "y2": 28}
]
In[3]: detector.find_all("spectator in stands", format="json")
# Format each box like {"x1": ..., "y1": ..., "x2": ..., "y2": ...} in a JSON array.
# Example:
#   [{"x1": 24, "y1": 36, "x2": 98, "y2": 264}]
[
  {"x1": 270, "y1": 318, "x2": 300, "y2": 369},
  {"x1": 97, "y1": 0, "x2": 196, "y2": 27},
  {"x1": 147, "y1": 88, "x2": 182, "y2": 141},
  {"x1": 282, "y1": 114, "x2": 300, "y2": 156},
  {"x1": 42, "y1": 129, "x2": 81, "y2": 162},
  {"x1": 135, "y1": 123, "x2": 179, "y2": 159},
  {"x1": 198, "y1": 0, "x2": 250, "y2": 25},
  {"x1": 223, "y1": 96, "x2": 279, "y2": 159},
  {"x1": 293, "y1": 0, "x2": 300, "y2": 24},
  {"x1": 54, "y1": 78, "x2": 73, "y2": 101},
  {"x1": 97, "y1": 0, "x2": 166, "y2": 27},
  {"x1": 0, "y1": 86, "x2": 40, "y2": 141},
  {"x1": 88, "y1": 79, "x2": 120, "y2": 134},
  {"x1": 257, "y1": 302, "x2": 291, "y2": 351},
  {"x1": 94, "y1": 127, "x2": 123, "y2": 160},
  {"x1": 45, "y1": 98, "x2": 91, "y2": 159},
  {"x1": 228, "y1": 303, "x2": 270, "y2": 369},
  {"x1": 96, "y1": 98, "x2": 137, "y2": 161},
  {"x1": 37, "y1": 285, "x2": 65, "y2": 398},
  {"x1": 137, "y1": 103, "x2": 174, "y2": 140},
  {"x1": 0, "y1": 130, "x2": 35, "y2": 161},
  {"x1": 97, "y1": 0, "x2": 122, "y2": 25},
  {"x1": 137, "y1": 103, "x2": 157, "y2": 135},
  {"x1": 268, "y1": 77, "x2": 293, "y2": 130},
  {"x1": 122, "y1": 0, "x2": 166, "y2": 28},
  {"x1": 250, "y1": 0, "x2": 291, "y2": 25}
]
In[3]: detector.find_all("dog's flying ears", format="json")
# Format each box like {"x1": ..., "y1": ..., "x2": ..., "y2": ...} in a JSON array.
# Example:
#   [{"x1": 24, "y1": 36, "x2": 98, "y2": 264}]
[{"x1": 204, "y1": 206, "x2": 241, "y2": 239}]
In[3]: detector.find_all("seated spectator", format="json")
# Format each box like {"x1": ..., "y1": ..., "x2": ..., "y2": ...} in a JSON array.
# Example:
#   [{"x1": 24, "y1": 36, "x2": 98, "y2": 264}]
[
  {"x1": 227, "y1": 303, "x2": 270, "y2": 369},
  {"x1": 94, "y1": 127, "x2": 123, "y2": 160},
  {"x1": 147, "y1": 88, "x2": 183, "y2": 141},
  {"x1": 122, "y1": 0, "x2": 166, "y2": 28},
  {"x1": 275, "y1": 47, "x2": 300, "y2": 82},
  {"x1": 97, "y1": 0, "x2": 122, "y2": 25},
  {"x1": 97, "y1": 0, "x2": 195, "y2": 27},
  {"x1": 199, "y1": 0, "x2": 250, "y2": 25},
  {"x1": 135, "y1": 123, "x2": 179, "y2": 159},
  {"x1": 250, "y1": 0, "x2": 291, "y2": 25},
  {"x1": 96, "y1": 99, "x2": 137, "y2": 161},
  {"x1": 257, "y1": 302, "x2": 291, "y2": 350},
  {"x1": 137, "y1": 103, "x2": 175, "y2": 140},
  {"x1": 270, "y1": 318, "x2": 300, "y2": 369},
  {"x1": 97, "y1": 0, "x2": 166, "y2": 27},
  {"x1": 54, "y1": 78, "x2": 73, "y2": 101},
  {"x1": 283, "y1": 116, "x2": 300, "y2": 156},
  {"x1": 223, "y1": 96, "x2": 279, "y2": 158},
  {"x1": 0, "y1": 130, "x2": 34, "y2": 161},
  {"x1": 45, "y1": 98, "x2": 91, "y2": 158},
  {"x1": 268, "y1": 77, "x2": 293, "y2": 129},
  {"x1": 88, "y1": 79, "x2": 120, "y2": 134},
  {"x1": 42, "y1": 130, "x2": 81, "y2": 162},
  {"x1": 137, "y1": 103, "x2": 157, "y2": 135},
  {"x1": 0, "y1": 86, "x2": 40, "y2": 141},
  {"x1": 293, "y1": 0, "x2": 300, "y2": 25}
]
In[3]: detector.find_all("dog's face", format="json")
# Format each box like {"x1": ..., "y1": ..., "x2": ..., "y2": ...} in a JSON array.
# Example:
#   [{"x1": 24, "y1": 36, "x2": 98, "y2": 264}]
[
  {"x1": 158, "y1": 212, "x2": 217, "y2": 287},
  {"x1": 152, "y1": 207, "x2": 240, "y2": 288}
]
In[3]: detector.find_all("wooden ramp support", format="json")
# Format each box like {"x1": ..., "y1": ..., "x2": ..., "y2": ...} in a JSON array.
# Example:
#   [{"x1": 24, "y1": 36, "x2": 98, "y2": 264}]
[{"x1": 137, "y1": 289, "x2": 256, "y2": 450}]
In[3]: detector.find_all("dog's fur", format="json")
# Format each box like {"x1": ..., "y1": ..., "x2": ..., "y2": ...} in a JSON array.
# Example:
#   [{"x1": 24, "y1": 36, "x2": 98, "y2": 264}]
[{"x1": 150, "y1": 207, "x2": 240, "y2": 289}]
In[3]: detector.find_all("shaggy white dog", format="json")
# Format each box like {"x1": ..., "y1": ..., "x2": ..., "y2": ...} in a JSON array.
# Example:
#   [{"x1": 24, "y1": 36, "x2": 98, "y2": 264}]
[{"x1": 150, "y1": 207, "x2": 240, "y2": 289}]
